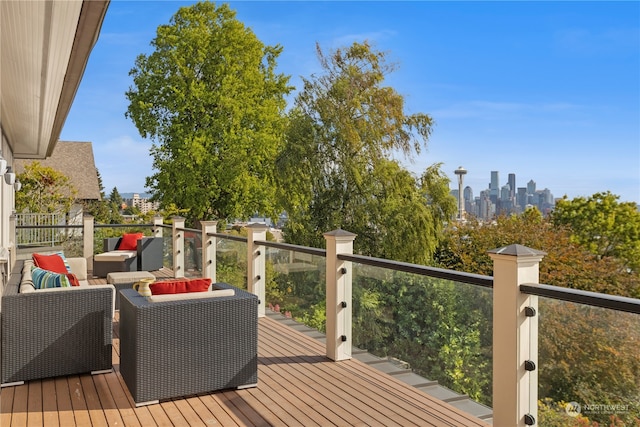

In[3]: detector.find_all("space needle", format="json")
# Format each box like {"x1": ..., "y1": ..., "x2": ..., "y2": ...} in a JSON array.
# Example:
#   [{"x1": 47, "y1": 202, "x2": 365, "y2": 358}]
[{"x1": 454, "y1": 166, "x2": 467, "y2": 221}]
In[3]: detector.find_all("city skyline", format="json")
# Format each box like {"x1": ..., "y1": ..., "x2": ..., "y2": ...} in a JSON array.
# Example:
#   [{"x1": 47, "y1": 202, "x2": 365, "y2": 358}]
[
  {"x1": 59, "y1": 1, "x2": 639, "y2": 203},
  {"x1": 450, "y1": 168, "x2": 557, "y2": 219},
  {"x1": 450, "y1": 168, "x2": 554, "y2": 199}
]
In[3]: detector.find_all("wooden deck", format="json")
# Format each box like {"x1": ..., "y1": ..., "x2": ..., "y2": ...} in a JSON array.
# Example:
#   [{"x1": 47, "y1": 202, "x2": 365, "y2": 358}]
[{"x1": 1, "y1": 276, "x2": 490, "y2": 427}]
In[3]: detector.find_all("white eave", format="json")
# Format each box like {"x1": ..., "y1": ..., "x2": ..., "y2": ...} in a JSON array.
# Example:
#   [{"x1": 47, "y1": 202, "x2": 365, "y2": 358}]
[{"x1": 0, "y1": 0, "x2": 109, "y2": 159}]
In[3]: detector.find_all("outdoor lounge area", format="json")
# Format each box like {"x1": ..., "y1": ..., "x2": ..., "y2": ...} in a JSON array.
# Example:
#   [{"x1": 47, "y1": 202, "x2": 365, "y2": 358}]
[
  {"x1": 0, "y1": 268, "x2": 489, "y2": 427},
  {"x1": 3, "y1": 217, "x2": 639, "y2": 426},
  {"x1": 1, "y1": 2, "x2": 638, "y2": 426}
]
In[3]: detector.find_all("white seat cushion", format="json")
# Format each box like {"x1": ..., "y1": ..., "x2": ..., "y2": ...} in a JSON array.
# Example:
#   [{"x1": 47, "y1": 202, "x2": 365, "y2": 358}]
[
  {"x1": 107, "y1": 271, "x2": 155, "y2": 285},
  {"x1": 94, "y1": 250, "x2": 137, "y2": 262},
  {"x1": 147, "y1": 289, "x2": 234, "y2": 303}
]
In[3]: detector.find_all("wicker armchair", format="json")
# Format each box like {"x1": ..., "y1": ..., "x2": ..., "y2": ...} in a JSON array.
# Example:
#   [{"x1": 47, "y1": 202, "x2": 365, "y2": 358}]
[
  {"x1": 1, "y1": 260, "x2": 115, "y2": 385},
  {"x1": 93, "y1": 236, "x2": 163, "y2": 277},
  {"x1": 119, "y1": 283, "x2": 258, "y2": 405}
]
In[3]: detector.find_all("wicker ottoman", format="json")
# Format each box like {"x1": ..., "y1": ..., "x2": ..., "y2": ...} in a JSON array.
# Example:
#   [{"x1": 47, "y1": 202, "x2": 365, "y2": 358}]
[{"x1": 106, "y1": 271, "x2": 156, "y2": 309}]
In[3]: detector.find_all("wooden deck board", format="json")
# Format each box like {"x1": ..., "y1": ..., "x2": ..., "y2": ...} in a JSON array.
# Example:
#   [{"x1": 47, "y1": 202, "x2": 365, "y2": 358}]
[
  {"x1": 0, "y1": 384, "x2": 14, "y2": 426},
  {"x1": 26, "y1": 379, "x2": 43, "y2": 427},
  {"x1": 41, "y1": 378, "x2": 60, "y2": 427},
  {"x1": 1, "y1": 275, "x2": 490, "y2": 427}
]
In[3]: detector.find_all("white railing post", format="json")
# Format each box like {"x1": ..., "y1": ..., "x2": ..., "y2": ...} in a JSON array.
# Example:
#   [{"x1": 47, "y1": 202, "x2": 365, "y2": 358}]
[
  {"x1": 324, "y1": 229, "x2": 356, "y2": 362},
  {"x1": 83, "y1": 214, "x2": 94, "y2": 271},
  {"x1": 201, "y1": 221, "x2": 217, "y2": 281},
  {"x1": 8, "y1": 212, "x2": 16, "y2": 268},
  {"x1": 488, "y1": 244, "x2": 546, "y2": 427},
  {"x1": 153, "y1": 216, "x2": 163, "y2": 238},
  {"x1": 247, "y1": 223, "x2": 268, "y2": 318},
  {"x1": 172, "y1": 216, "x2": 185, "y2": 278}
]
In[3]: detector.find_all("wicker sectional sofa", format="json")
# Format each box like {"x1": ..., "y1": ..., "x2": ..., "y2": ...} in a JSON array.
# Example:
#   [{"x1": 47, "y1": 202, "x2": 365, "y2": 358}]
[
  {"x1": 119, "y1": 282, "x2": 258, "y2": 405},
  {"x1": 1, "y1": 259, "x2": 115, "y2": 385}
]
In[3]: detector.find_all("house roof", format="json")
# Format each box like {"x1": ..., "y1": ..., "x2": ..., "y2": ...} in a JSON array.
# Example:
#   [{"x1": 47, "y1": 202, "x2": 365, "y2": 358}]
[{"x1": 14, "y1": 141, "x2": 101, "y2": 201}]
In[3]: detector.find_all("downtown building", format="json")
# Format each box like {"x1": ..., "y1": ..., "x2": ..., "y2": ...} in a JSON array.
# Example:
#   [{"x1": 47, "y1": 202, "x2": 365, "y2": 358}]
[{"x1": 452, "y1": 171, "x2": 555, "y2": 220}]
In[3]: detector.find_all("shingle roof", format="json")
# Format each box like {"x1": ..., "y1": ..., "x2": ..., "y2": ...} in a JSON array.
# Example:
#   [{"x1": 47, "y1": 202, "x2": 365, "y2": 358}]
[{"x1": 14, "y1": 141, "x2": 101, "y2": 201}]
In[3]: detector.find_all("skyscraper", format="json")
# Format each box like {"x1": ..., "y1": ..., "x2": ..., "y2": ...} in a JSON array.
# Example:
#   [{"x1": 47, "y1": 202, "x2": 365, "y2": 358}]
[
  {"x1": 508, "y1": 173, "x2": 516, "y2": 199},
  {"x1": 501, "y1": 184, "x2": 511, "y2": 201},
  {"x1": 490, "y1": 171, "x2": 499, "y2": 203},
  {"x1": 517, "y1": 187, "x2": 527, "y2": 209},
  {"x1": 527, "y1": 179, "x2": 536, "y2": 195},
  {"x1": 463, "y1": 186, "x2": 473, "y2": 203}
]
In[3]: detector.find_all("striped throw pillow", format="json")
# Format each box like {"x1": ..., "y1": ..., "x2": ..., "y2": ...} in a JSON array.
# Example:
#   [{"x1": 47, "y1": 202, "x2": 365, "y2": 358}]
[
  {"x1": 54, "y1": 251, "x2": 72, "y2": 273},
  {"x1": 31, "y1": 266, "x2": 72, "y2": 289}
]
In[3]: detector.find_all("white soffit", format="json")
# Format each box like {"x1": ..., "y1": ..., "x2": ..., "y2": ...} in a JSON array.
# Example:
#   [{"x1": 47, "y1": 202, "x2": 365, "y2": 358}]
[{"x1": 0, "y1": 0, "x2": 108, "y2": 159}]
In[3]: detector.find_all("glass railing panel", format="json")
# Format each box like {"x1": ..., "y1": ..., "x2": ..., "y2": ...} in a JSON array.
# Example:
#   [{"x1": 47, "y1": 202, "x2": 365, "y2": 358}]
[
  {"x1": 215, "y1": 237, "x2": 247, "y2": 290},
  {"x1": 537, "y1": 297, "x2": 640, "y2": 426},
  {"x1": 264, "y1": 246, "x2": 326, "y2": 327},
  {"x1": 183, "y1": 229, "x2": 203, "y2": 278},
  {"x1": 59, "y1": 228, "x2": 83, "y2": 257},
  {"x1": 351, "y1": 262, "x2": 493, "y2": 407},
  {"x1": 160, "y1": 232, "x2": 173, "y2": 271}
]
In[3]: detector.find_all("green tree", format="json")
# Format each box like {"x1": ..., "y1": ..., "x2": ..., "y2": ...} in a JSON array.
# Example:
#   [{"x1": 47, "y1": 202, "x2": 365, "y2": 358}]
[
  {"x1": 276, "y1": 41, "x2": 453, "y2": 263},
  {"x1": 126, "y1": 2, "x2": 292, "y2": 225},
  {"x1": 108, "y1": 187, "x2": 123, "y2": 209},
  {"x1": 123, "y1": 205, "x2": 141, "y2": 216},
  {"x1": 15, "y1": 162, "x2": 77, "y2": 214},
  {"x1": 552, "y1": 191, "x2": 640, "y2": 272},
  {"x1": 435, "y1": 210, "x2": 640, "y2": 424},
  {"x1": 83, "y1": 169, "x2": 120, "y2": 223},
  {"x1": 100, "y1": 187, "x2": 124, "y2": 224}
]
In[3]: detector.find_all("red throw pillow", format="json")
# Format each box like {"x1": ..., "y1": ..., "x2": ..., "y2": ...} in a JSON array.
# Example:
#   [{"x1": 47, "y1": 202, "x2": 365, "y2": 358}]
[
  {"x1": 67, "y1": 273, "x2": 81, "y2": 286},
  {"x1": 117, "y1": 232, "x2": 144, "y2": 250},
  {"x1": 150, "y1": 278, "x2": 212, "y2": 295},
  {"x1": 32, "y1": 253, "x2": 68, "y2": 274}
]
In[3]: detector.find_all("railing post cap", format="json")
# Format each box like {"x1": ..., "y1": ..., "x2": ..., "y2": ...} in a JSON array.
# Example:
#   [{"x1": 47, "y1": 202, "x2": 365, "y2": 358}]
[
  {"x1": 171, "y1": 216, "x2": 185, "y2": 221},
  {"x1": 247, "y1": 222, "x2": 269, "y2": 231},
  {"x1": 487, "y1": 244, "x2": 546, "y2": 258},
  {"x1": 323, "y1": 229, "x2": 357, "y2": 240}
]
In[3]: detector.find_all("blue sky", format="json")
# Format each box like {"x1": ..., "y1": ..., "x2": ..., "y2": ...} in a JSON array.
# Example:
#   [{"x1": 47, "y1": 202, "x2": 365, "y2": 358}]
[{"x1": 60, "y1": 1, "x2": 640, "y2": 203}]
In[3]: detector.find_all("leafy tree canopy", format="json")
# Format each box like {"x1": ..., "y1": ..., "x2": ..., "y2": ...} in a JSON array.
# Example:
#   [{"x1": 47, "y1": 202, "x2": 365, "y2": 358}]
[
  {"x1": 551, "y1": 191, "x2": 640, "y2": 272},
  {"x1": 15, "y1": 162, "x2": 77, "y2": 214},
  {"x1": 276, "y1": 41, "x2": 454, "y2": 263},
  {"x1": 436, "y1": 208, "x2": 640, "y2": 298},
  {"x1": 126, "y1": 1, "x2": 292, "y2": 225}
]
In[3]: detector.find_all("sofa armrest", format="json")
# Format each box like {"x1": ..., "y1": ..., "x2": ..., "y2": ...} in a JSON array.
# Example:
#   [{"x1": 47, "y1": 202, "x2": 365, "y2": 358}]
[
  {"x1": 67, "y1": 257, "x2": 88, "y2": 281},
  {"x1": 137, "y1": 237, "x2": 163, "y2": 271},
  {"x1": 104, "y1": 237, "x2": 121, "y2": 252}
]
